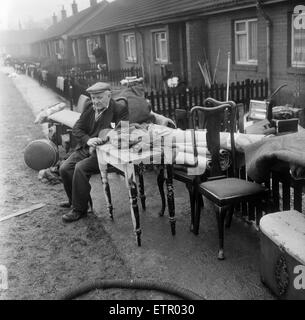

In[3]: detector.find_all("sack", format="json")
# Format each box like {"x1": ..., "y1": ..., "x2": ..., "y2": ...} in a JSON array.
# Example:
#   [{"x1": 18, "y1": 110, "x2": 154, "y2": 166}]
[{"x1": 112, "y1": 86, "x2": 152, "y2": 124}]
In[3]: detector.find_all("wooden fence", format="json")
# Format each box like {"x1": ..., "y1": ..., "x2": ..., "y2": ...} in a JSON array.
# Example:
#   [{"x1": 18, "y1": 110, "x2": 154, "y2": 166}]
[{"x1": 145, "y1": 79, "x2": 269, "y2": 119}]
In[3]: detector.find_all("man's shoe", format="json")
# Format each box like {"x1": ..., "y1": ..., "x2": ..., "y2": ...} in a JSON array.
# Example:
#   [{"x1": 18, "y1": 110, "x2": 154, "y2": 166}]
[
  {"x1": 62, "y1": 210, "x2": 85, "y2": 223},
  {"x1": 59, "y1": 201, "x2": 71, "y2": 208}
]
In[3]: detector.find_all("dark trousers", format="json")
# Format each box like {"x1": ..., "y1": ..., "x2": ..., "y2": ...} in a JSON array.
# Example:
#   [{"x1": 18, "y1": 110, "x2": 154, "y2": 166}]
[{"x1": 59, "y1": 148, "x2": 100, "y2": 213}]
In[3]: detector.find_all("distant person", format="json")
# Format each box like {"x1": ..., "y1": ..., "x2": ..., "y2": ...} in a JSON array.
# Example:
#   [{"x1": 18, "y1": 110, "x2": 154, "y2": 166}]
[{"x1": 59, "y1": 82, "x2": 129, "y2": 223}]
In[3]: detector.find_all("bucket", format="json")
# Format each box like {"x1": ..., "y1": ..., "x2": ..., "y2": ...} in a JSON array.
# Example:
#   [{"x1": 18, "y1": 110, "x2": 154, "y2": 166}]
[{"x1": 24, "y1": 139, "x2": 59, "y2": 171}]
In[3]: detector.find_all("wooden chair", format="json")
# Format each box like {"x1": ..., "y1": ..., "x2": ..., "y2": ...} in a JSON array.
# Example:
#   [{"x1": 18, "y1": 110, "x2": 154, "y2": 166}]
[
  {"x1": 169, "y1": 98, "x2": 237, "y2": 235},
  {"x1": 191, "y1": 102, "x2": 270, "y2": 260}
]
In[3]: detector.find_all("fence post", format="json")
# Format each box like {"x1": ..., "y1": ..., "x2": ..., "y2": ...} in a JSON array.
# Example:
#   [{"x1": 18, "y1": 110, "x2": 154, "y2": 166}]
[
  {"x1": 236, "y1": 81, "x2": 240, "y2": 103},
  {"x1": 167, "y1": 89, "x2": 173, "y2": 119},
  {"x1": 245, "y1": 79, "x2": 251, "y2": 107}
]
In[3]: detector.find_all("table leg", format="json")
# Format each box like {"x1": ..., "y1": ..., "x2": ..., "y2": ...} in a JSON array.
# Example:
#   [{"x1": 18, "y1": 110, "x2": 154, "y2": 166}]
[
  {"x1": 165, "y1": 164, "x2": 176, "y2": 236},
  {"x1": 138, "y1": 163, "x2": 146, "y2": 211},
  {"x1": 157, "y1": 166, "x2": 166, "y2": 217},
  {"x1": 99, "y1": 165, "x2": 114, "y2": 220},
  {"x1": 125, "y1": 165, "x2": 142, "y2": 247}
]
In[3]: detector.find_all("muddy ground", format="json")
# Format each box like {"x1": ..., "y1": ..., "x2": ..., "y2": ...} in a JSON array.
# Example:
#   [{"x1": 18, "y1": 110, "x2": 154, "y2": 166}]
[
  {"x1": 0, "y1": 68, "x2": 284, "y2": 301},
  {"x1": 0, "y1": 70, "x2": 177, "y2": 300}
]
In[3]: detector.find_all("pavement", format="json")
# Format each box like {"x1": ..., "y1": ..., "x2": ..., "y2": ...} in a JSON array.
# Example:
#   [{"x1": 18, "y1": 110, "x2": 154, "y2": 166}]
[{"x1": 1, "y1": 65, "x2": 276, "y2": 300}]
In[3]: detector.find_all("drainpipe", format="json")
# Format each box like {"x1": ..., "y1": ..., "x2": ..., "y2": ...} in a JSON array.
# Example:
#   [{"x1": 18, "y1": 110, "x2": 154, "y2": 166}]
[{"x1": 256, "y1": 0, "x2": 272, "y2": 96}]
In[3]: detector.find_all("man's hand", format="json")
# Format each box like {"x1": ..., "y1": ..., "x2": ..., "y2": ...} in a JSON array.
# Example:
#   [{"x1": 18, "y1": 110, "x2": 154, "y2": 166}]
[{"x1": 87, "y1": 137, "x2": 103, "y2": 148}]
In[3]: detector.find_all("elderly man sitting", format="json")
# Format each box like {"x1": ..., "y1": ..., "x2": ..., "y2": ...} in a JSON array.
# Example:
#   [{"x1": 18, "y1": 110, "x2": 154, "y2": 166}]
[{"x1": 59, "y1": 82, "x2": 129, "y2": 222}]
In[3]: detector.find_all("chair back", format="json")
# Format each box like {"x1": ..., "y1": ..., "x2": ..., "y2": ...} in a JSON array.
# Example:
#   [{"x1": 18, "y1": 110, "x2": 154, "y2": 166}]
[
  {"x1": 75, "y1": 94, "x2": 90, "y2": 113},
  {"x1": 191, "y1": 101, "x2": 237, "y2": 177}
]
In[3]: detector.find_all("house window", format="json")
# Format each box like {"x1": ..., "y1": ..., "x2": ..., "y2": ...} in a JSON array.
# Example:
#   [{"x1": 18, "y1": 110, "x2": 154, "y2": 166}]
[
  {"x1": 123, "y1": 34, "x2": 137, "y2": 62},
  {"x1": 234, "y1": 19, "x2": 257, "y2": 65},
  {"x1": 87, "y1": 38, "x2": 100, "y2": 56},
  {"x1": 153, "y1": 31, "x2": 168, "y2": 63},
  {"x1": 292, "y1": 14, "x2": 305, "y2": 67},
  {"x1": 54, "y1": 40, "x2": 64, "y2": 59}
]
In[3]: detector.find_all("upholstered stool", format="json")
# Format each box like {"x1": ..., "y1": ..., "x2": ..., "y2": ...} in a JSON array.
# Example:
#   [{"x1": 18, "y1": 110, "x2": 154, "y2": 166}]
[{"x1": 259, "y1": 210, "x2": 305, "y2": 300}]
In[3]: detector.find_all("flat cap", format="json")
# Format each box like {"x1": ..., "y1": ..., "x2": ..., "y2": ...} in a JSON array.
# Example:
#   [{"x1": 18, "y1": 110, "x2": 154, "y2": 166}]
[{"x1": 86, "y1": 82, "x2": 111, "y2": 94}]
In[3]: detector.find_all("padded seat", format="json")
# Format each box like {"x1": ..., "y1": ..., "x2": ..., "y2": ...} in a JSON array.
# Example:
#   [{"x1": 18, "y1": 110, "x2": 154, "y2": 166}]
[
  {"x1": 173, "y1": 165, "x2": 196, "y2": 183},
  {"x1": 199, "y1": 178, "x2": 267, "y2": 206}
]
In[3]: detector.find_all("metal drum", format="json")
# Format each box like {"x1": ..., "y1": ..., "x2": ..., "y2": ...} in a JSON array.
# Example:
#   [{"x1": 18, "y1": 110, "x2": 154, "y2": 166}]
[{"x1": 24, "y1": 139, "x2": 59, "y2": 171}]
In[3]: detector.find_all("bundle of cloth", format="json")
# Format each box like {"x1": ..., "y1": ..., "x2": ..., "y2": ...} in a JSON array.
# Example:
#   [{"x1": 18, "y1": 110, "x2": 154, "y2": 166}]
[
  {"x1": 34, "y1": 102, "x2": 66, "y2": 124},
  {"x1": 38, "y1": 160, "x2": 64, "y2": 185},
  {"x1": 244, "y1": 128, "x2": 305, "y2": 182},
  {"x1": 102, "y1": 123, "x2": 265, "y2": 174}
]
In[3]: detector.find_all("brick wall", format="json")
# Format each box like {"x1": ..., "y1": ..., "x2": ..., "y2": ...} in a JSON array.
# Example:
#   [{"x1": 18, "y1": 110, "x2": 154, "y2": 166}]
[
  {"x1": 77, "y1": 37, "x2": 89, "y2": 65},
  {"x1": 185, "y1": 19, "x2": 207, "y2": 87},
  {"x1": 204, "y1": 2, "x2": 305, "y2": 106},
  {"x1": 265, "y1": 2, "x2": 305, "y2": 106},
  {"x1": 105, "y1": 33, "x2": 120, "y2": 70},
  {"x1": 141, "y1": 24, "x2": 184, "y2": 89},
  {"x1": 206, "y1": 8, "x2": 261, "y2": 85},
  {"x1": 168, "y1": 23, "x2": 184, "y2": 77}
]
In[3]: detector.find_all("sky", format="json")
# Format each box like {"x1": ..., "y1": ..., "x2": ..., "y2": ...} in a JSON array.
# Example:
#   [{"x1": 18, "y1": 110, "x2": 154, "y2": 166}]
[{"x1": 0, "y1": 0, "x2": 115, "y2": 30}]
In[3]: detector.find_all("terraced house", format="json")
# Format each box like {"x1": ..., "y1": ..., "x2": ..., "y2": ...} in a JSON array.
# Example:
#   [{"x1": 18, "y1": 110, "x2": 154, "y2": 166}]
[
  {"x1": 31, "y1": 0, "x2": 107, "y2": 71},
  {"x1": 32, "y1": 0, "x2": 305, "y2": 104}
]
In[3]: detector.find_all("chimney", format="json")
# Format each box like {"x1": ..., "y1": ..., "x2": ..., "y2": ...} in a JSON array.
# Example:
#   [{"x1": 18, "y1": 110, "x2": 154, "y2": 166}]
[
  {"x1": 52, "y1": 13, "x2": 57, "y2": 24},
  {"x1": 72, "y1": 1, "x2": 78, "y2": 15},
  {"x1": 61, "y1": 6, "x2": 67, "y2": 20},
  {"x1": 90, "y1": 0, "x2": 97, "y2": 7}
]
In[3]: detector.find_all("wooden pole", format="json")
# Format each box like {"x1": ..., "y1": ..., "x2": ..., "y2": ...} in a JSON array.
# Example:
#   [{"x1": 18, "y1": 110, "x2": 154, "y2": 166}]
[
  {"x1": 226, "y1": 51, "x2": 231, "y2": 101},
  {"x1": 213, "y1": 48, "x2": 220, "y2": 84},
  {"x1": 0, "y1": 203, "x2": 45, "y2": 223}
]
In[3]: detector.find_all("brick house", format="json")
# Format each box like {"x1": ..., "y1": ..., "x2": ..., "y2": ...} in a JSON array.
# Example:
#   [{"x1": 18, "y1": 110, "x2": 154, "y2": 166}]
[
  {"x1": 32, "y1": 0, "x2": 305, "y2": 103},
  {"x1": 68, "y1": 0, "x2": 304, "y2": 103},
  {"x1": 31, "y1": 0, "x2": 107, "y2": 69}
]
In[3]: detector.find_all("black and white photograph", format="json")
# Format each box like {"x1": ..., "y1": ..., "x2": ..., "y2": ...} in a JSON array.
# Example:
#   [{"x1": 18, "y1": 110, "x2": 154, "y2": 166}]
[{"x1": 0, "y1": 0, "x2": 304, "y2": 305}]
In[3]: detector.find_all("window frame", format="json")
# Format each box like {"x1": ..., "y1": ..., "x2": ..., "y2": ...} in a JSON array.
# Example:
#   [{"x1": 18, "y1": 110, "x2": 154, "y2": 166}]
[
  {"x1": 54, "y1": 39, "x2": 64, "y2": 59},
  {"x1": 234, "y1": 18, "x2": 258, "y2": 66},
  {"x1": 123, "y1": 33, "x2": 137, "y2": 63},
  {"x1": 152, "y1": 30, "x2": 169, "y2": 64},
  {"x1": 291, "y1": 13, "x2": 305, "y2": 68},
  {"x1": 86, "y1": 37, "x2": 100, "y2": 59}
]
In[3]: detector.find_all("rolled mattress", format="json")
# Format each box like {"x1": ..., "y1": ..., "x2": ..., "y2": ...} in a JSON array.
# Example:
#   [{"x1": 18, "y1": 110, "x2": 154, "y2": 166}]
[{"x1": 24, "y1": 139, "x2": 59, "y2": 171}]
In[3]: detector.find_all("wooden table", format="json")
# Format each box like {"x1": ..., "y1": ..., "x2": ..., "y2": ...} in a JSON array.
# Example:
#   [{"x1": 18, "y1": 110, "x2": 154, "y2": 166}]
[{"x1": 96, "y1": 143, "x2": 178, "y2": 246}]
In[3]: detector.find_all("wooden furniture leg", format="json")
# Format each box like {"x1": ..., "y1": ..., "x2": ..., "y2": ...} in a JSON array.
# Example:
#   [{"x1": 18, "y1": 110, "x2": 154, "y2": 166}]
[
  {"x1": 215, "y1": 205, "x2": 228, "y2": 260},
  {"x1": 137, "y1": 163, "x2": 146, "y2": 211},
  {"x1": 124, "y1": 165, "x2": 142, "y2": 247},
  {"x1": 157, "y1": 166, "x2": 166, "y2": 217},
  {"x1": 165, "y1": 164, "x2": 176, "y2": 236},
  {"x1": 99, "y1": 164, "x2": 114, "y2": 220}
]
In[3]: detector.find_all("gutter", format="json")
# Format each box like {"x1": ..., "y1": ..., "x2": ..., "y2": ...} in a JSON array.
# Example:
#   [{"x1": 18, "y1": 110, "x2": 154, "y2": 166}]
[{"x1": 256, "y1": 0, "x2": 272, "y2": 96}]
